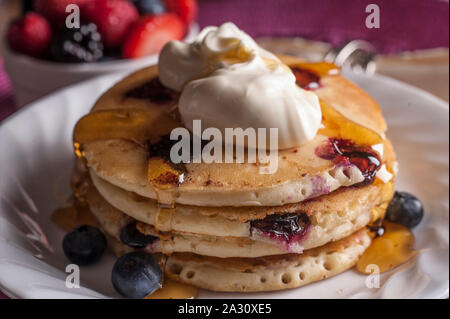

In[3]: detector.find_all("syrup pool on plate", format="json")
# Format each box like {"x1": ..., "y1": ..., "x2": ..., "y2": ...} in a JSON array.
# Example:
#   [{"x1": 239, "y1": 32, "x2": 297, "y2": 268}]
[
  {"x1": 145, "y1": 279, "x2": 199, "y2": 299},
  {"x1": 51, "y1": 200, "x2": 98, "y2": 232},
  {"x1": 356, "y1": 220, "x2": 417, "y2": 274}
]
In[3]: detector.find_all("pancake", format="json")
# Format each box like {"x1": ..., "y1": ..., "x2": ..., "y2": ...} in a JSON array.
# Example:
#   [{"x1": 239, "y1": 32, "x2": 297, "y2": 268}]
[
  {"x1": 107, "y1": 228, "x2": 372, "y2": 292},
  {"x1": 86, "y1": 171, "x2": 393, "y2": 257},
  {"x1": 89, "y1": 137, "x2": 395, "y2": 231},
  {"x1": 83, "y1": 136, "x2": 366, "y2": 207},
  {"x1": 278, "y1": 55, "x2": 387, "y2": 138},
  {"x1": 79, "y1": 55, "x2": 392, "y2": 207},
  {"x1": 90, "y1": 165, "x2": 393, "y2": 228}
]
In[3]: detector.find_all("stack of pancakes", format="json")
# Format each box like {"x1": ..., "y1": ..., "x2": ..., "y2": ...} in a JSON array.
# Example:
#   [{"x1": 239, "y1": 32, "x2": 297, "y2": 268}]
[{"x1": 73, "y1": 55, "x2": 396, "y2": 292}]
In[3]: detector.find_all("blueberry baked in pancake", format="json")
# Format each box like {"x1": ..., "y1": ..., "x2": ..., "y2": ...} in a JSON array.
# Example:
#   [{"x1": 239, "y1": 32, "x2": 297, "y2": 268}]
[{"x1": 53, "y1": 23, "x2": 423, "y2": 297}]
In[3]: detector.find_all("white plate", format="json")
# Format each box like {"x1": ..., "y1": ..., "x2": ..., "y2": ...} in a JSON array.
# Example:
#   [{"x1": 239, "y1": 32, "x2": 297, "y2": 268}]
[{"x1": 0, "y1": 70, "x2": 448, "y2": 299}]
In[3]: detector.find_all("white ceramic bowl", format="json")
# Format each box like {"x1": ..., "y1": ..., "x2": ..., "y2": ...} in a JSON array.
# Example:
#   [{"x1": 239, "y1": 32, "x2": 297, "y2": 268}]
[{"x1": 3, "y1": 23, "x2": 199, "y2": 107}]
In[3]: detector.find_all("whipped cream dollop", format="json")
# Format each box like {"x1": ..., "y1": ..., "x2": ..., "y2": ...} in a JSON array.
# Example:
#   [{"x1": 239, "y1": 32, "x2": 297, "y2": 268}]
[{"x1": 158, "y1": 22, "x2": 322, "y2": 149}]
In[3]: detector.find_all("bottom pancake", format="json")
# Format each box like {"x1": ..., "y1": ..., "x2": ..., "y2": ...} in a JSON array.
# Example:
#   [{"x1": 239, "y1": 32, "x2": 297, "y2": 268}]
[{"x1": 107, "y1": 228, "x2": 371, "y2": 292}]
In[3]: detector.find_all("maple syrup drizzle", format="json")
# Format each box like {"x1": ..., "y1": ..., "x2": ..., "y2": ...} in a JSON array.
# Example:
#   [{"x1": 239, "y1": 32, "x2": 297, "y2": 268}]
[
  {"x1": 147, "y1": 135, "x2": 187, "y2": 189},
  {"x1": 292, "y1": 68, "x2": 321, "y2": 90},
  {"x1": 73, "y1": 108, "x2": 181, "y2": 148},
  {"x1": 70, "y1": 159, "x2": 90, "y2": 201},
  {"x1": 357, "y1": 220, "x2": 417, "y2": 274},
  {"x1": 146, "y1": 135, "x2": 187, "y2": 255},
  {"x1": 52, "y1": 158, "x2": 95, "y2": 230},
  {"x1": 289, "y1": 62, "x2": 340, "y2": 90},
  {"x1": 318, "y1": 101, "x2": 383, "y2": 146},
  {"x1": 145, "y1": 279, "x2": 199, "y2": 299},
  {"x1": 74, "y1": 142, "x2": 84, "y2": 159},
  {"x1": 151, "y1": 200, "x2": 174, "y2": 255},
  {"x1": 366, "y1": 218, "x2": 385, "y2": 238}
]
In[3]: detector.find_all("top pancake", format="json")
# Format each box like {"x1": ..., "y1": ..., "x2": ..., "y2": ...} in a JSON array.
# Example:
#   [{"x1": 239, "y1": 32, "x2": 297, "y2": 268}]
[{"x1": 81, "y1": 55, "x2": 392, "y2": 207}]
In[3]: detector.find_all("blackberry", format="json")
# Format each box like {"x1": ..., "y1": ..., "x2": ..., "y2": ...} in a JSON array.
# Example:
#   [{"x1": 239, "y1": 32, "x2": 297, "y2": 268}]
[{"x1": 50, "y1": 23, "x2": 104, "y2": 63}]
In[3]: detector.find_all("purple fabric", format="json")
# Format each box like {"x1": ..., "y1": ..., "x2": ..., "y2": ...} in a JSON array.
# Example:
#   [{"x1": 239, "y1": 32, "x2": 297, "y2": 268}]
[
  {"x1": 0, "y1": 59, "x2": 17, "y2": 122},
  {"x1": 1, "y1": 0, "x2": 449, "y2": 123},
  {"x1": 198, "y1": 0, "x2": 449, "y2": 54}
]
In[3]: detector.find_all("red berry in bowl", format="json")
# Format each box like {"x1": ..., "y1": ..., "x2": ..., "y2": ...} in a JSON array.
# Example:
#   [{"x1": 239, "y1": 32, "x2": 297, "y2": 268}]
[
  {"x1": 122, "y1": 13, "x2": 185, "y2": 59},
  {"x1": 165, "y1": 0, "x2": 198, "y2": 25},
  {"x1": 34, "y1": 0, "x2": 90, "y2": 28},
  {"x1": 7, "y1": 12, "x2": 52, "y2": 58},
  {"x1": 84, "y1": 0, "x2": 139, "y2": 49}
]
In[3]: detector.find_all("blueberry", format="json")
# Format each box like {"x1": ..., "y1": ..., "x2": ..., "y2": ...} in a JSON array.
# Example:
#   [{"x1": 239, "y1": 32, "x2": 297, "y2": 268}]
[
  {"x1": 250, "y1": 213, "x2": 310, "y2": 241},
  {"x1": 120, "y1": 222, "x2": 159, "y2": 248},
  {"x1": 112, "y1": 252, "x2": 162, "y2": 298},
  {"x1": 62, "y1": 225, "x2": 106, "y2": 265},
  {"x1": 386, "y1": 191, "x2": 424, "y2": 228},
  {"x1": 130, "y1": 0, "x2": 166, "y2": 14}
]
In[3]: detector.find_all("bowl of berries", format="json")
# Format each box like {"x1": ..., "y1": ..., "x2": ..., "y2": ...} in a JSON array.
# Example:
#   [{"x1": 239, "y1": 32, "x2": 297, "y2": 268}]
[{"x1": 3, "y1": 0, "x2": 199, "y2": 106}]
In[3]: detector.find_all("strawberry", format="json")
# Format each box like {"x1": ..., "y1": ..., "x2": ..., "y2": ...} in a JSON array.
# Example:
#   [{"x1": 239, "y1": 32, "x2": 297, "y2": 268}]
[
  {"x1": 165, "y1": 0, "x2": 197, "y2": 25},
  {"x1": 84, "y1": 0, "x2": 139, "y2": 49},
  {"x1": 34, "y1": 0, "x2": 90, "y2": 28},
  {"x1": 7, "y1": 12, "x2": 52, "y2": 58},
  {"x1": 122, "y1": 14, "x2": 185, "y2": 59}
]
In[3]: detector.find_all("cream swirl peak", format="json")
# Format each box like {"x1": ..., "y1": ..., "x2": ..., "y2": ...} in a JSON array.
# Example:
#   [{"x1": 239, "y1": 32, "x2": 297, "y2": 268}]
[{"x1": 158, "y1": 22, "x2": 322, "y2": 150}]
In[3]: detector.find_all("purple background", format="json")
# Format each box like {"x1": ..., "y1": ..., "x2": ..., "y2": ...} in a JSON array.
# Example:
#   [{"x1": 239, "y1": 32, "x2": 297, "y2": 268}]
[
  {"x1": 1, "y1": 0, "x2": 449, "y2": 123},
  {"x1": 198, "y1": 0, "x2": 449, "y2": 54}
]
